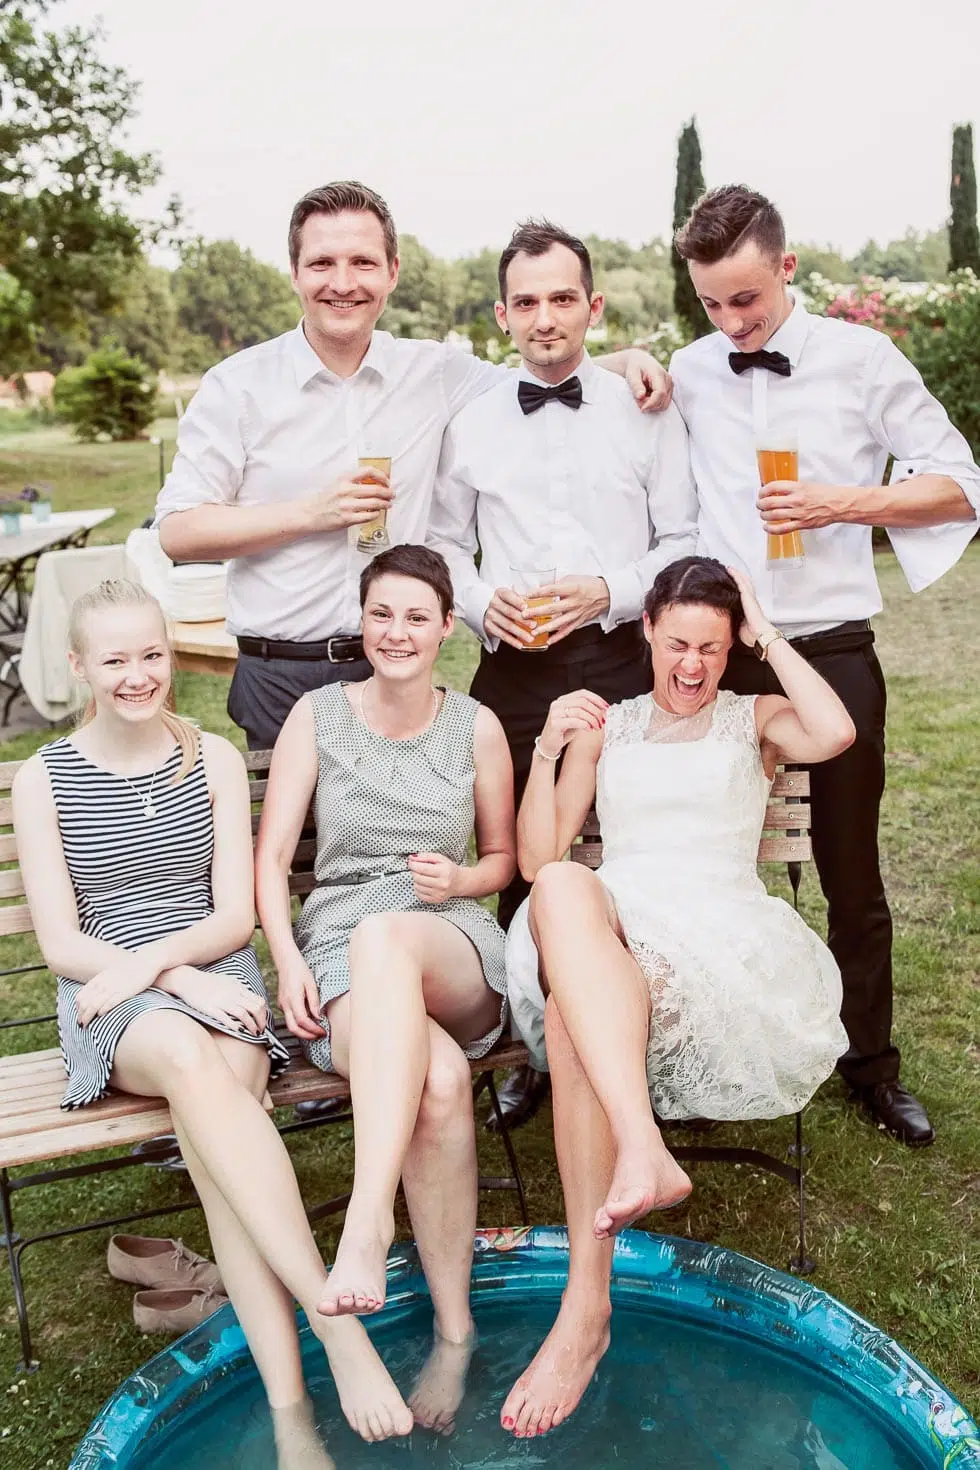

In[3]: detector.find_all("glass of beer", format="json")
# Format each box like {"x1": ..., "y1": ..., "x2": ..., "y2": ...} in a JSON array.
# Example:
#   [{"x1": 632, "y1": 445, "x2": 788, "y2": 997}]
[
  {"x1": 510, "y1": 565, "x2": 556, "y2": 652},
  {"x1": 354, "y1": 449, "x2": 392, "y2": 555},
  {"x1": 757, "y1": 431, "x2": 804, "y2": 569}
]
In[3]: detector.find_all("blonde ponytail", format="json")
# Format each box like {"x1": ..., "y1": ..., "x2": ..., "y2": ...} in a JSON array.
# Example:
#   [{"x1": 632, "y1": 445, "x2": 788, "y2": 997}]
[{"x1": 69, "y1": 579, "x2": 200, "y2": 782}]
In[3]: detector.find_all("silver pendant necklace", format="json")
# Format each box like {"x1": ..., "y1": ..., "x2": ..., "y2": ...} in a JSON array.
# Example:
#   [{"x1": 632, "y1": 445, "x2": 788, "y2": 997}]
[{"x1": 119, "y1": 766, "x2": 160, "y2": 819}]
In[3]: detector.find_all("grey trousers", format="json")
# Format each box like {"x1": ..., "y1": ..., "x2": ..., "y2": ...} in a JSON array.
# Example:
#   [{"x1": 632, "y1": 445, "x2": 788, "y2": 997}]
[{"x1": 228, "y1": 650, "x2": 371, "y2": 750}]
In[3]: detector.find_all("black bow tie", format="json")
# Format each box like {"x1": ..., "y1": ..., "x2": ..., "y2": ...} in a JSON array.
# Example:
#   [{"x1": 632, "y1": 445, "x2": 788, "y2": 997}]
[
  {"x1": 517, "y1": 376, "x2": 584, "y2": 415},
  {"x1": 728, "y1": 349, "x2": 792, "y2": 378}
]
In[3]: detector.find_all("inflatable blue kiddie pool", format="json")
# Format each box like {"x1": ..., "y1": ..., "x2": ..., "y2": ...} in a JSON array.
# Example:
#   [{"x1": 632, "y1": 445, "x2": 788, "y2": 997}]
[{"x1": 71, "y1": 1227, "x2": 980, "y2": 1468}]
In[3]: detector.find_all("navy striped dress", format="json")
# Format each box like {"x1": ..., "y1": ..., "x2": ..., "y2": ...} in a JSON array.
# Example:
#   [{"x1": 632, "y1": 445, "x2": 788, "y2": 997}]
[{"x1": 39, "y1": 737, "x2": 289, "y2": 1110}]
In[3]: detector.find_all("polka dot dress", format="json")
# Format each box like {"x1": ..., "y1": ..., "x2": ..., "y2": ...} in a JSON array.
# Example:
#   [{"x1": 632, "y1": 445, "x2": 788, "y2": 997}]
[{"x1": 296, "y1": 683, "x2": 507, "y2": 1072}]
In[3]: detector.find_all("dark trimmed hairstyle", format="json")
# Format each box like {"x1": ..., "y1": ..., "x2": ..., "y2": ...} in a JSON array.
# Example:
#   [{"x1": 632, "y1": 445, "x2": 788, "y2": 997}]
[
  {"x1": 497, "y1": 220, "x2": 594, "y2": 300},
  {"x1": 674, "y1": 185, "x2": 786, "y2": 266},
  {"x1": 288, "y1": 181, "x2": 397, "y2": 269},
  {"x1": 358, "y1": 544, "x2": 454, "y2": 621},
  {"x1": 643, "y1": 556, "x2": 743, "y2": 637}
]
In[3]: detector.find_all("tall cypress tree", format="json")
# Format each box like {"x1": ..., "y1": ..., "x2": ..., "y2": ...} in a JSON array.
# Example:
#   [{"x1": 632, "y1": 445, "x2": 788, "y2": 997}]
[
  {"x1": 949, "y1": 123, "x2": 980, "y2": 274},
  {"x1": 671, "y1": 118, "x2": 710, "y2": 338}
]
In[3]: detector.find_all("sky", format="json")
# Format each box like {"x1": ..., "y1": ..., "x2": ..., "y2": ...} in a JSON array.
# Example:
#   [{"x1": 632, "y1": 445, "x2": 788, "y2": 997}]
[{"x1": 58, "y1": 0, "x2": 980, "y2": 272}]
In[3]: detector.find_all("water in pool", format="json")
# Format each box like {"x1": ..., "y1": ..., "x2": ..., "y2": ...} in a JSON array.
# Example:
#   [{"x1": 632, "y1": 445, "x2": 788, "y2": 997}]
[{"x1": 138, "y1": 1293, "x2": 925, "y2": 1469}]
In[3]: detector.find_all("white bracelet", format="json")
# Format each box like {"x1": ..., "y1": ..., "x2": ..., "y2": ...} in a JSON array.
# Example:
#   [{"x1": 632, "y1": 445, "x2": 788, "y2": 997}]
[{"x1": 533, "y1": 735, "x2": 562, "y2": 762}]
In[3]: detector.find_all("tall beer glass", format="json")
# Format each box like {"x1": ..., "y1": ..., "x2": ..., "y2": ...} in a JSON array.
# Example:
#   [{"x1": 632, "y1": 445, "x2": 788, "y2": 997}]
[
  {"x1": 510, "y1": 565, "x2": 556, "y2": 652},
  {"x1": 354, "y1": 451, "x2": 391, "y2": 554},
  {"x1": 757, "y1": 431, "x2": 805, "y2": 570}
]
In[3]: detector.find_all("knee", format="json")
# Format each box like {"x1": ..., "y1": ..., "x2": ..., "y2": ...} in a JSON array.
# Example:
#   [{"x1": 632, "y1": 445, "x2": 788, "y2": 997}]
[
  {"x1": 529, "y1": 860, "x2": 595, "y2": 930},
  {"x1": 417, "y1": 1048, "x2": 471, "y2": 1132},
  {"x1": 152, "y1": 1021, "x2": 223, "y2": 1089},
  {"x1": 349, "y1": 911, "x2": 417, "y2": 963}
]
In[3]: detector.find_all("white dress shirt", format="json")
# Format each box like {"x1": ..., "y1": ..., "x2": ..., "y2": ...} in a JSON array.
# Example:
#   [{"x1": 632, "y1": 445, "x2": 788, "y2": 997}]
[
  {"x1": 155, "y1": 325, "x2": 501, "y2": 641},
  {"x1": 428, "y1": 354, "x2": 699, "y2": 649},
  {"x1": 670, "y1": 296, "x2": 980, "y2": 637}
]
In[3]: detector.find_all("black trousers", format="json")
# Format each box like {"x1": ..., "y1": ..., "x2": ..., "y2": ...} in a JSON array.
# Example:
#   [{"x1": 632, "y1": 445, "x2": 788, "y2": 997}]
[
  {"x1": 721, "y1": 624, "x2": 898, "y2": 1089},
  {"x1": 471, "y1": 622, "x2": 653, "y2": 932},
  {"x1": 228, "y1": 651, "x2": 371, "y2": 750}
]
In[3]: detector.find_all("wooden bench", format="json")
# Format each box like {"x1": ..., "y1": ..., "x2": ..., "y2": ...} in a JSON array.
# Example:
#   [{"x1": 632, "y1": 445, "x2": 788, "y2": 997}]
[
  {"x1": 0, "y1": 750, "x2": 530, "y2": 1372},
  {"x1": 0, "y1": 750, "x2": 817, "y2": 1373}
]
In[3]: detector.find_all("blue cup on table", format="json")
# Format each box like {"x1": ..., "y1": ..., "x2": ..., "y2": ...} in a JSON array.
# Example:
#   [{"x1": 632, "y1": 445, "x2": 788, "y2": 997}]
[
  {"x1": 30, "y1": 500, "x2": 52, "y2": 524},
  {"x1": 2, "y1": 512, "x2": 20, "y2": 536}
]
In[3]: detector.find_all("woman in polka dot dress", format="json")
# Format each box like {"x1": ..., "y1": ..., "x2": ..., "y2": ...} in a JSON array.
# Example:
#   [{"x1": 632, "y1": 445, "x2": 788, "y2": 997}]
[{"x1": 257, "y1": 544, "x2": 515, "y2": 1434}]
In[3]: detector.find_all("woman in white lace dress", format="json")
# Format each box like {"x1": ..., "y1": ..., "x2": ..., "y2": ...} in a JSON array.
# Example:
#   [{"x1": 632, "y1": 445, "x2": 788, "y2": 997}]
[{"x1": 500, "y1": 556, "x2": 854, "y2": 1440}]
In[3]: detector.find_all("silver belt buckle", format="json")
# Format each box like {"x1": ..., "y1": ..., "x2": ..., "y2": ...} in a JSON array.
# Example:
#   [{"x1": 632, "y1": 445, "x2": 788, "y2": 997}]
[{"x1": 326, "y1": 636, "x2": 356, "y2": 663}]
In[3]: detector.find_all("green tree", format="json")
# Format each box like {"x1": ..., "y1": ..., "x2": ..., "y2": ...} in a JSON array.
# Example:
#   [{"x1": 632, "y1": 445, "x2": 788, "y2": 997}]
[
  {"x1": 904, "y1": 277, "x2": 980, "y2": 457},
  {"x1": 850, "y1": 229, "x2": 949, "y2": 282},
  {"x1": 0, "y1": 0, "x2": 169, "y2": 373},
  {"x1": 84, "y1": 261, "x2": 177, "y2": 373},
  {"x1": 380, "y1": 234, "x2": 455, "y2": 340},
  {"x1": 671, "y1": 118, "x2": 709, "y2": 339},
  {"x1": 53, "y1": 344, "x2": 157, "y2": 441},
  {"x1": 792, "y1": 244, "x2": 854, "y2": 282},
  {"x1": 171, "y1": 239, "x2": 299, "y2": 369},
  {"x1": 453, "y1": 248, "x2": 500, "y2": 324},
  {"x1": 949, "y1": 124, "x2": 980, "y2": 275}
]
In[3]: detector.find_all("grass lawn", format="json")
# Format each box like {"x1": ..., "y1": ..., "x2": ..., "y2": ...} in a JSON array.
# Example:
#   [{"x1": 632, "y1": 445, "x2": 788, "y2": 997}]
[{"x1": 0, "y1": 424, "x2": 977, "y2": 1467}]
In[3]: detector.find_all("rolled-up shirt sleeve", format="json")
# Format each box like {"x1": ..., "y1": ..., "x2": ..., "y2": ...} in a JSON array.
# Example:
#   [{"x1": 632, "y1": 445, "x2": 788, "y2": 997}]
[
  {"x1": 601, "y1": 403, "x2": 700, "y2": 628},
  {"x1": 427, "y1": 420, "x2": 494, "y2": 646},
  {"x1": 154, "y1": 369, "x2": 246, "y2": 523},
  {"x1": 866, "y1": 334, "x2": 980, "y2": 591}
]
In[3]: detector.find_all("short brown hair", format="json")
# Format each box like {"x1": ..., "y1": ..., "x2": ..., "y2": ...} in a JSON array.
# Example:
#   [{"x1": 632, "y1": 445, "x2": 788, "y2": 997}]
[
  {"x1": 288, "y1": 181, "x2": 398, "y2": 269},
  {"x1": 674, "y1": 185, "x2": 786, "y2": 265},
  {"x1": 359, "y1": 544, "x2": 454, "y2": 621},
  {"x1": 497, "y1": 220, "x2": 594, "y2": 300}
]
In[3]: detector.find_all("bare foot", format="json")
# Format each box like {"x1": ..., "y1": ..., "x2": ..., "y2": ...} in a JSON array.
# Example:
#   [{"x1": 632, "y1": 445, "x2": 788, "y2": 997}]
[
  {"x1": 501, "y1": 1296, "x2": 611, "y2": 1437},
  {"x1": 310, "y1": 1313, "x2": 413, "y2": 1443},
  {"x1": 593, "y1": 1144, "x2": 691, "y2": 1239},
  {"x1": 317, "y1": 1218, "x2": 392, "y2": 1317},
  {"x1": 408, "y1": 1322, "x2": 476, "y2": 1436},
  {"x1": 272, "y1": 1398, "x2": 336, "y2": 1470}
]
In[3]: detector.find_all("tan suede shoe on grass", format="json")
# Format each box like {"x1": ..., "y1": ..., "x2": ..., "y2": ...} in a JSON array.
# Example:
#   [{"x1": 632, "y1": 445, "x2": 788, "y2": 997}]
[
  {"x1": 108, "y1": 1234, "x2": 223, "y2": 1292},
  {"x1": 133, "y1": 1287, "x2": 230, "y2": 1335}
]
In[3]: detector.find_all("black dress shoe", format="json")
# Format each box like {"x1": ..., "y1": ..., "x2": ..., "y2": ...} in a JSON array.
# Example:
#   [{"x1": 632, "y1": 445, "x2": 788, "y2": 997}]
[
  {"x1": 853, "y1": 1082, "x2": 936, "y2": 1147},
  {"x1": 294, "y1": 1098, "x2": 352, "y2": 1122},
  {"x1": 485, "y1": 1065, "x2": 551, "y2": 1133}
]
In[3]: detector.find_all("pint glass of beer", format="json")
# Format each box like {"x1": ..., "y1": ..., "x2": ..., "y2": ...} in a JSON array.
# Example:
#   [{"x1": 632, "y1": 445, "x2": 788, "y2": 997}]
[
  {"x1": 354, "y1": 451, "x2": 392, "y2": 554},
  {"x1": 757, "y1": 431, "x2": 805, "y2": 570},
  {"x1": 510, "y1": 565, "x2": 556, "y2": 651}
]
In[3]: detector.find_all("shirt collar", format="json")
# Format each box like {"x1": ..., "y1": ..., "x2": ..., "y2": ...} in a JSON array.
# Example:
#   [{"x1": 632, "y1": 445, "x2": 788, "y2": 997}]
[
  {"x1": 762, "y1": 291, "x2": 810, "y2": 367},
  {"x1": 515, "y1": 350, "x2": 598, "y2": 403},
  {"x1": 290, "y1": 322, "x2": 393, "y2": 388}
]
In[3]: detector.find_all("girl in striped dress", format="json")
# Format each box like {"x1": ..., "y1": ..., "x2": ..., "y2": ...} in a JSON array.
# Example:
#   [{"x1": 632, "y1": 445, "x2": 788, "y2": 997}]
[{"x1": 12, "y1": 580, "x2": 416, "y2": 1464}]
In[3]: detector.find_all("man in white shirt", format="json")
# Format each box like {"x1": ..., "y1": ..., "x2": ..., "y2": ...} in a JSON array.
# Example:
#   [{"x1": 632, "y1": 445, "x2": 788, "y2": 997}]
[
  {"x1": 156, "y1": 181, "x2": 671, "y2": 749},
  {"x1": 672, "y1": 185, "x2": 980, "y2": 1147},
  {"x1": 429, "y1": 222, "x2": 698, "y2": 1119}
]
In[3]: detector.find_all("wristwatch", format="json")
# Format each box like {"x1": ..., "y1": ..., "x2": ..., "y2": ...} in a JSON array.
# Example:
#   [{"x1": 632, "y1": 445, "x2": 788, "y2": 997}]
[{"x1": 753, "y1": 628, "x2": 785, "y2": 662}]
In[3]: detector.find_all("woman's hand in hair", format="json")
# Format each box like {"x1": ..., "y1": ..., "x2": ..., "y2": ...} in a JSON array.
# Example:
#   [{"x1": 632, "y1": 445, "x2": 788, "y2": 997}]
[
  {"x1": 75, "y1": 951, "x2": 162, "y2": 1026},
  {"x1": 276, "y1": 953, "x2": 326, "y2": 1041},
  {"x1": 725, "y1": 566, "x2": 778, "y2": 649},
  {"x1": 408, "y1": 852, "x2": 463, "y2": 905}
]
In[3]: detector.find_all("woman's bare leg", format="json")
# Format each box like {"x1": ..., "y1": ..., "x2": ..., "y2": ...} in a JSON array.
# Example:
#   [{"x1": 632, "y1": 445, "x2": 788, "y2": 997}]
[
  {"x1": 319, "y1": 913, "x2": 499, "y2": 1318},
  {"x1": 502, "y1": 995, "x2": 615, "y2": 1438},
  {"x1": 400, "y1": 1021, "x2": 480, "y2": 1433},
  {"x1": 529, "y1": 863, "x2": 690, "y2": 1236},
  {"x1": 110, "y1": 1012, "x2": 413, "y2": 1444}
]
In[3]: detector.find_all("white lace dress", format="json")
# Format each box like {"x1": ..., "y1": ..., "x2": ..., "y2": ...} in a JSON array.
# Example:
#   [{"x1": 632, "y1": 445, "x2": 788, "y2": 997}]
[{"x1": 505, "y1": 689, "x2": 848, "y2": 1120}]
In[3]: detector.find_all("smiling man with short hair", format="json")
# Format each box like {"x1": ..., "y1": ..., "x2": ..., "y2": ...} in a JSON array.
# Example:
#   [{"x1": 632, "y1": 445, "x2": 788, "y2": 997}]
[{"x1": 670, "y1": 183, "x2": 980, "y2": 1147}]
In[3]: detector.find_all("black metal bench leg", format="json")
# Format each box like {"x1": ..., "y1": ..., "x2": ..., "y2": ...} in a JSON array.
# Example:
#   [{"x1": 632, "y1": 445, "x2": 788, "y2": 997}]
[
  {"x1": 484, "y1": 1074, "x2": 529, "y2": 1226},
  {"x1": 788, "y1": 1112, "x2": 815, "y2": 1276},
  {"x1": 0, "y1": 1168, "x2": 38, "y2": 1374}
]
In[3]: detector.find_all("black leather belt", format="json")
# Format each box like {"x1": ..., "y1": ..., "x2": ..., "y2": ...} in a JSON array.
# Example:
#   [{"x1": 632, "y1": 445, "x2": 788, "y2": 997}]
[
  {"x1": 236, "y1": 634, "x2": 365, "y2": 663},
  {"x1": 490, "y1": 619, "x2": 642, "y2": 663},
  {"x1": 731, "y1": 619, "x2": 873, "y2": 660}
]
